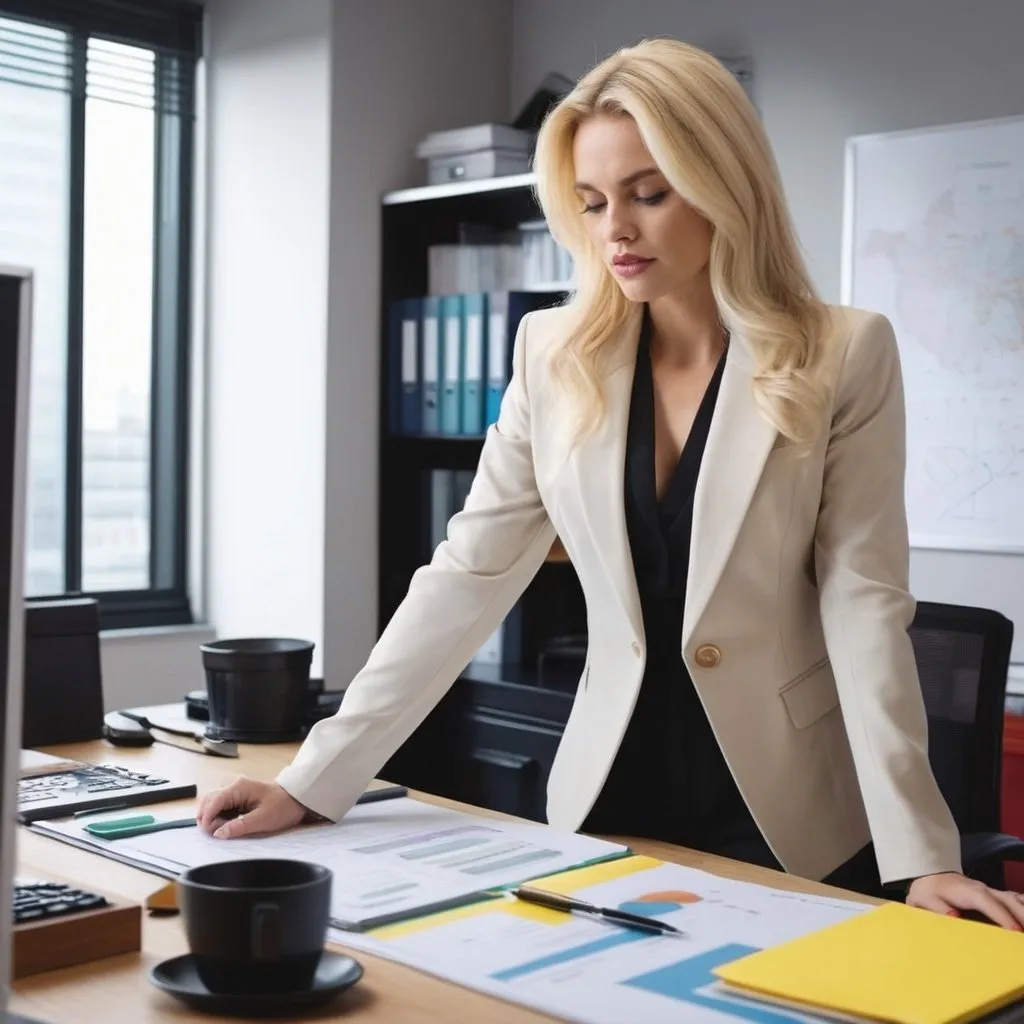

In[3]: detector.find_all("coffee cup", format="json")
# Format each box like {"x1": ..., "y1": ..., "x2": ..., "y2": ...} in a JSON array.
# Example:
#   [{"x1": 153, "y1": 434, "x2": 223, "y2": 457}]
[{"x1": 177, "y1": 859, "x2": 331, "y2": 994}]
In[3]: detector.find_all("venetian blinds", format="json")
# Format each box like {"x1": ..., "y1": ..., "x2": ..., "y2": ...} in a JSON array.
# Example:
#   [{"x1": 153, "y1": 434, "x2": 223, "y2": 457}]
[{"x1": 0, "y1": 0, "x2": 200, "y2": 115}]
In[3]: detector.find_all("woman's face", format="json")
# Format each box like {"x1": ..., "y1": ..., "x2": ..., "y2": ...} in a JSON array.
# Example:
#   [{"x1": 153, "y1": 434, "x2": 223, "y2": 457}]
[{"x1": 573, "y1": 113, "x2": 713, "y2": 303}]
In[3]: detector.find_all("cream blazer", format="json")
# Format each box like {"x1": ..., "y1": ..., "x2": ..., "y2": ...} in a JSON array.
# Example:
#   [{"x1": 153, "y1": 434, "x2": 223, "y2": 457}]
[{"x1": 276, "y1": 302, "x2": 962, "y2": 886}]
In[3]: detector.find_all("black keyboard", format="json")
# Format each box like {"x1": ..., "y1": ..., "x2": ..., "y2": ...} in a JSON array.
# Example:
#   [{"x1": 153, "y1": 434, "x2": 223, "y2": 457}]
[{"x1": 13, "y1": 881, "x2": 108, "y2": 924}]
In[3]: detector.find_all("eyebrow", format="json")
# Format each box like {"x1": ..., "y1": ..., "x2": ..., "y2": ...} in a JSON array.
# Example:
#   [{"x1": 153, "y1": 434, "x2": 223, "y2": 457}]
[{"x1": 574, "y1": 167, "x2": 661, "y2": 192}]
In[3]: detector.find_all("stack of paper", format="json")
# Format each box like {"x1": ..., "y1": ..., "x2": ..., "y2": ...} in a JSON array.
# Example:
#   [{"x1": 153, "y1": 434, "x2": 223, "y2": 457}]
[
  {"x1": 29, "y1": 798, "x2": 629, "y2": 931},
  {"x1": 713, "y1": 901, "x2": 1024, "y2": 1023},
  {"x1": 337, "y1": 854, "x2": 874, "y2": 1023}
]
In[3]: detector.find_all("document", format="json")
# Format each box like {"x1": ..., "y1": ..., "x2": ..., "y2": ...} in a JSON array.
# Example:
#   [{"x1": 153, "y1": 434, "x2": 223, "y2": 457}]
[
  {"x1": 714, "y1": 900, "x2": 1024, "y2": 1024},
  {"x1": 30, "y1": 798, "x2": 628, "y2": 930},
  {"x1": 335, "y1": 855, "x2": 871, "y2": 1024}
]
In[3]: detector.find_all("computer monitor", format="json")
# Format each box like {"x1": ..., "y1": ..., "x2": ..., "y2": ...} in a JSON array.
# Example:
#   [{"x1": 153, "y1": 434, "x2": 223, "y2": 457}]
[{"x1": 0, "y1": 266, "x2": 44, "y2": 1022}]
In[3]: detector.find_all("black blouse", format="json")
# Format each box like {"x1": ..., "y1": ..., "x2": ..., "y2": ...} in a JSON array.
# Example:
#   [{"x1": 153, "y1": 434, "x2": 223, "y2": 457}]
[{"x1": 582, "y1": 307, "x2": 771, "y2": 863}]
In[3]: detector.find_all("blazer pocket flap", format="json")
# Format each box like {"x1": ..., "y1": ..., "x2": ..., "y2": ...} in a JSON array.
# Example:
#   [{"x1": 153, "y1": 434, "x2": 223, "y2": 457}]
[{"x1": 780, "y1": 658, "x2": 838, "y2": 729}]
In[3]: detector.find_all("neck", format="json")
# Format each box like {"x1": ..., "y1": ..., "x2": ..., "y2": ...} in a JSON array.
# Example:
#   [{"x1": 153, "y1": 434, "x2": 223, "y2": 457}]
[{"x1": 646, "y1": 272, "x2": 725, "y2": 368}]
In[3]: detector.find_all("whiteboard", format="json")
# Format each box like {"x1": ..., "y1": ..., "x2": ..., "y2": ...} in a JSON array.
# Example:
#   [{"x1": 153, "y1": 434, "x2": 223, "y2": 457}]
[{"x1": 841, "y1": 115, "x2": 1024, "y2": 553}]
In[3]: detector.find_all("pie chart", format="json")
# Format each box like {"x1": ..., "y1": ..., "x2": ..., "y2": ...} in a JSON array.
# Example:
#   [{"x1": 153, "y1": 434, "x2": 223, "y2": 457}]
[{"x1": 618, "y1": 890, "x2": 702, "y2": 917}]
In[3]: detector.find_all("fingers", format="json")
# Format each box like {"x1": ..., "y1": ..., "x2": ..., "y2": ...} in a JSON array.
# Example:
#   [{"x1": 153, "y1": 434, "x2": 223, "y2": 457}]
[
  {"x1": 990, "y1": 889, "x2": 1024, "y2": 930},
  {"x1": 195, "y1": 786, "x2": 233, "y2": 832},
  {"x1": 934, "y1": 883, "x2": 1023, "y2": 931},
  {"x1": 212, "y1": 810, "x2": 261, "y2": 840},
  {"x1": 196, "y1": 779, "x2": 303, "y2": 839},
  {"x1": 196, "y1": 780, "x2": 254, "y2": 834},
  {"x1": 964, "y1": 890, "x2": 1020, "y2": 930},
  {"x1": 906, "y1": 889, "x2": 956, "y2": 916}
]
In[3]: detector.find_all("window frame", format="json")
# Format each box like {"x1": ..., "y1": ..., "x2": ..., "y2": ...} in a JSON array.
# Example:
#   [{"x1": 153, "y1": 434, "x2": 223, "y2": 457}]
[{"x1": 0, "y1": 0, "x2": 200, "y2": 630}]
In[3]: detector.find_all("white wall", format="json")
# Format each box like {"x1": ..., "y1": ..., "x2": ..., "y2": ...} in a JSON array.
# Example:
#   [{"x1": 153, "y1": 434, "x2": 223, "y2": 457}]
[
  {"x1": 100, "y1": 624, "x2": 214, "y2": 711},
  {"x1": 322, "y1": 0, "x2": 513, "y2": 687},
  {"x1": 201, "y1": 0, "x2": 332, "y2": 676},
  {"x1": 511, "y1": 0, "x2": 1024, "y2": 668}
]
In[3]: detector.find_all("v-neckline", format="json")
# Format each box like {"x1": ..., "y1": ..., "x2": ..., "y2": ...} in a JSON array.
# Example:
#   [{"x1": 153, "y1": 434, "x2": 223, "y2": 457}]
[{"x1": 637, "y1": 311, "x2": 727, "y2": 514}]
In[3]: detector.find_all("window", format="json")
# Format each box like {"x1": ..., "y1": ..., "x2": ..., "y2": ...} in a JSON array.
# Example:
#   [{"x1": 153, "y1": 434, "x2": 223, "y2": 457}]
[{"x1": 0, "y1": 0, "x2": 201, "y2": 628}]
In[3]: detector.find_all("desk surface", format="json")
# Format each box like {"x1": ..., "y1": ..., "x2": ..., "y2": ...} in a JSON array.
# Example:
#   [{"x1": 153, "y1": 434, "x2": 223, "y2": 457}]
[{"x1": 11, "y1": 736, "x2": 876, "y2": 1023}]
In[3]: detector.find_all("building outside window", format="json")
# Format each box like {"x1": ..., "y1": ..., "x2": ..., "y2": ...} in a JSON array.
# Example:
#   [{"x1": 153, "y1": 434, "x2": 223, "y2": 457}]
[{"x1": 0, "y1": 0, "x2": 201, "y2": 628}]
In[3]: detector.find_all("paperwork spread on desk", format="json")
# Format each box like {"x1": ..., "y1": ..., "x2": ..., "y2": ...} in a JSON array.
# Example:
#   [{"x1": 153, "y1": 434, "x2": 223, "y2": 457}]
[
  {"x1": 28, "y1": 798, "x2": 628, "y2": 930},
  {"x1": 714, "y1": 900, "x2": 1024, "y2": 1024},
  {"x1": 334, "y1": 855, "x2": 874, "y2": 1024}
]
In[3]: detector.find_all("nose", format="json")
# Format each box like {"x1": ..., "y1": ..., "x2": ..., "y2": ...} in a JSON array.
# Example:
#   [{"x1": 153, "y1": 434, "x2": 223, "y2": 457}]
[{"x1": 602, "y1": 199, "x2": 636, "y2": 245}]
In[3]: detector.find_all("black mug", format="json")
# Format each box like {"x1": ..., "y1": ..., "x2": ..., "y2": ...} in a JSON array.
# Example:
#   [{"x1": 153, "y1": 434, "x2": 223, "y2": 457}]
[{"x1": 177, "y1": 859, "x2": 332, "y2": 994}]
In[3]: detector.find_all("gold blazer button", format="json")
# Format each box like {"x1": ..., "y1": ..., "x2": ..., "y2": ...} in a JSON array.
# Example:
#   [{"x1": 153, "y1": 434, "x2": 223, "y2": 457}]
[{"x1": 694, "y1": 644, "x2": 721, "y2": 668}]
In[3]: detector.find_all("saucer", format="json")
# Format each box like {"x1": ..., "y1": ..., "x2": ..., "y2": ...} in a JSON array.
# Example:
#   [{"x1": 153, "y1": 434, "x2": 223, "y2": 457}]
[{"x1": 148, "y1": 950, "x2": 363, "y2": 1017}]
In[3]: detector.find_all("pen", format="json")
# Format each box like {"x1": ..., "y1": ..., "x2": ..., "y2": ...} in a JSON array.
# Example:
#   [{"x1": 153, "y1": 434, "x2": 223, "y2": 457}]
[
  {"x1": 73, "y1": 802, "x2": 129, "y2": 818},
  {"x1": 356, "y1": 785, "x2": 408, "y2": 805},
  {"x1": 511, "y1": 886, "x2": 684, "y2": 937}
]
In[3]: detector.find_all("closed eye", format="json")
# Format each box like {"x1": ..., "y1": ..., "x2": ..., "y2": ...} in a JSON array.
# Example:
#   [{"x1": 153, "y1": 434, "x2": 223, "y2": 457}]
[{"x1": 579, "y1": 190, "x2": 669, "y2": 214}]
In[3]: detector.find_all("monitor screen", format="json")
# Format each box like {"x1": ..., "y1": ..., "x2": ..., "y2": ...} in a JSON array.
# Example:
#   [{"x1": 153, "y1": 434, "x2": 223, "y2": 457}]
[{"x1": 0, "y1": 267, "x2": 33, "y2": 1012}]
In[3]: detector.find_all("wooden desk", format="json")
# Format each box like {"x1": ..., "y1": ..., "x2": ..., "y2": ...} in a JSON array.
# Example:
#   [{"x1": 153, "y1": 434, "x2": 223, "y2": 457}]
[{"x1": 11, "y1": 738, "x2": 875, "y2": 1023}]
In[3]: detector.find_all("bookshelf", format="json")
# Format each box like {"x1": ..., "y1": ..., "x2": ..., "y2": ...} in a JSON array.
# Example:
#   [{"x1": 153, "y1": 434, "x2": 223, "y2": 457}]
[{"x1": 376, "y1": 173, "x2": 584, "y2": 820}]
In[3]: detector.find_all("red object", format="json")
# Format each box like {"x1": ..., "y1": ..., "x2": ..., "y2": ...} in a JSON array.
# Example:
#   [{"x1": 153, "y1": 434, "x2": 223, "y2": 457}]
[{"x1": 1001, "y1": 712, "x2": 1024, "y2": 892}]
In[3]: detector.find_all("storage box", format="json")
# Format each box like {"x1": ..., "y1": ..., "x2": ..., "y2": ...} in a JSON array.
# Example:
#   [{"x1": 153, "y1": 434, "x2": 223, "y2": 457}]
[
  {"x1": 426, "y1": 149, "x2": 530, "y2": 186},
  {"x1": 417, "y1": 122, "x2": 533, "y2": 185},
  {"x1": 416, "y1": 123, "x2": 533, "y2": 160}
]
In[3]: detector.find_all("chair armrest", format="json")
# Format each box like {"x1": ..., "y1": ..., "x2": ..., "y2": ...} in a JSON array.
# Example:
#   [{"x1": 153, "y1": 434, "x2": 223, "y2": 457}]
[{"x1": 961, "y1": 832, "x2": 1024, "y2": 876}]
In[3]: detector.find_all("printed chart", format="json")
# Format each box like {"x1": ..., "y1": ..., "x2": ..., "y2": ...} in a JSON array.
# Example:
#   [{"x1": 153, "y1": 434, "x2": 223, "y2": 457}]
[
  {"x1": 33, "y1": 799, "x2": 626, "y2": 930},
  {"x1": 345, "y1": 857, "x2": 869, "y2": 1023}
]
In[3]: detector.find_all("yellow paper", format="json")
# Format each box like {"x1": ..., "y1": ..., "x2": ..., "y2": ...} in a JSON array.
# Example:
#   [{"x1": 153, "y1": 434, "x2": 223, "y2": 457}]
[
  {"x1": 371, "y1": 853, "x2": 659, "y2": 939},
  {"x1": 714, "y1": 901, "x2": 1024, "y2": 1024}
]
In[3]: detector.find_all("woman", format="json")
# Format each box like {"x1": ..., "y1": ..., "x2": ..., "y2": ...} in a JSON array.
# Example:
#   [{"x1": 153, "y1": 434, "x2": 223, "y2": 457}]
[{"x1": 197, "y1": 38, "x2": 1024, "y2": 928}]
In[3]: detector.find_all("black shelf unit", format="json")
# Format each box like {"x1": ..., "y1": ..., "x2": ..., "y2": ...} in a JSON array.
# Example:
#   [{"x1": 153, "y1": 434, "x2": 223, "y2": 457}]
[{"x1": 376, "y1": 173, "x2": 584, "y2": 821}]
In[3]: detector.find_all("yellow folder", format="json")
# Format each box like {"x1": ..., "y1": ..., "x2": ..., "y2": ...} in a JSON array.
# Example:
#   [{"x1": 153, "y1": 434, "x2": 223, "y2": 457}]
[{"x1": 713, "y1": 901, "x2": 1024, "y2": 1024}]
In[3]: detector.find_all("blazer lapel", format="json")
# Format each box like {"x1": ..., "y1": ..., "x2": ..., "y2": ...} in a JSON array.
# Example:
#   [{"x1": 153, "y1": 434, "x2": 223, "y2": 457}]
[
  {"x1": 571, "y1": 309, "x2": 645, "y2": 643},
  {"x1": 569, "y1": 316, "x2": 776, "y2": 651},
  {"x1": 682, "y1": 334, "x2": 778, "y2": 649}
]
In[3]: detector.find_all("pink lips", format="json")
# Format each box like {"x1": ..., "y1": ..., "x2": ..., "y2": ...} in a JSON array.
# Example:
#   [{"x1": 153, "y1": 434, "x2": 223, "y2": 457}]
[{"x1": 612, "y1": 255, "x2": 655, "y2": 278}]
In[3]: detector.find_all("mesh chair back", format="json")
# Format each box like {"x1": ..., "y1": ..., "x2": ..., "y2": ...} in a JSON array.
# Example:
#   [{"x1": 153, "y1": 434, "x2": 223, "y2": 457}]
[{"x1": 909, "y1": 602, "x2": 1013, "y2": 836}]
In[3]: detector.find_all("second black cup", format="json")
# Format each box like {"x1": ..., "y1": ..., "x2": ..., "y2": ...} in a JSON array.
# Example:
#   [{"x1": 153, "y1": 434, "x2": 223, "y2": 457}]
[{"x1": 177, "y1": 858, "x2": 331, "y2": 995}]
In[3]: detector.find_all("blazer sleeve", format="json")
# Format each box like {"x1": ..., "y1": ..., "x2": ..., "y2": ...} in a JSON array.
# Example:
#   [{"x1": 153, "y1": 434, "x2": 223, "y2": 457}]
[
  {"x1": 275, "y1": 312, "x2": 557, "y2": 821},
  {"x1": 814, "y1": 312, "x2": 962, "y2": 885}
]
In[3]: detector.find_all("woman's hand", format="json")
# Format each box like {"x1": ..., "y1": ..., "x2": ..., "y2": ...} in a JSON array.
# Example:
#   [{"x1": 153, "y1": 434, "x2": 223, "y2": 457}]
[
  {"x1": 196, "y1": 777, "x2": 310, "y2": 839},
  {"x1": 907, "y1": 872, "x2": 1024, "y2": 930}
]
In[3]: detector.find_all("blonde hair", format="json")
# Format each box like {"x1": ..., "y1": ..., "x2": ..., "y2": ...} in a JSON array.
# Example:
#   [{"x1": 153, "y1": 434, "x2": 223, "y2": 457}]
[{"x1": 533, "y1": 38, "x2": 830, "y2": 445}]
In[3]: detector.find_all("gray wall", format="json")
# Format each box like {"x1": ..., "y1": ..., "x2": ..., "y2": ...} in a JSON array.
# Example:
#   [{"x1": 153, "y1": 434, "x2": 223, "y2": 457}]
[
  {"x1": 323, "y1": 0, "x2": 513, "y2": 686},
  {"x1": 512, "y1": 0, "x2": 1024, "y2": 671}
]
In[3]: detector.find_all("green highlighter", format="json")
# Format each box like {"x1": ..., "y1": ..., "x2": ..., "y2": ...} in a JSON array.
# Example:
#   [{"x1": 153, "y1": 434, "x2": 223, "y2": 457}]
[{"x1": 84, "y1": 814, "x2": 196, "y2": 840}]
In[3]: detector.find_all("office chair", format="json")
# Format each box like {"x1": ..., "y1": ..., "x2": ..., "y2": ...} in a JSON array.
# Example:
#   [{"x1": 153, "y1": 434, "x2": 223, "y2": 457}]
[{"x1": 909, "y1": 600, "x2": 1024, "y2": 889}]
